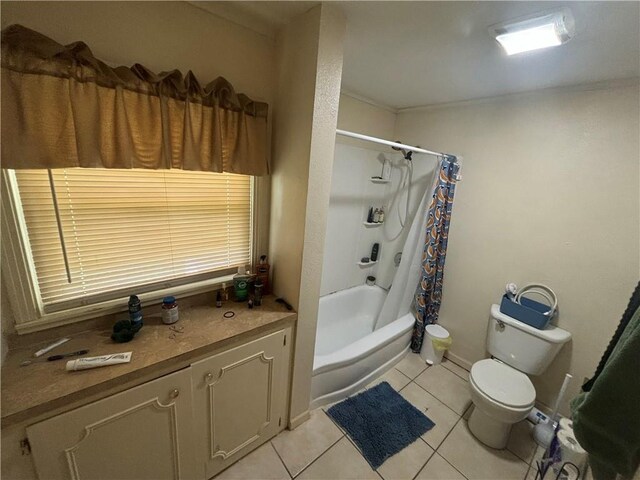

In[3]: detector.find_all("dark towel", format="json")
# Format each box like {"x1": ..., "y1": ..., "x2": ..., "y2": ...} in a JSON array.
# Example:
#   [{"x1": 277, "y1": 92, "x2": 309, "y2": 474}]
[
  {"x1": 571, "y1": 283, "x2": 640, "y2": 480},
  {"x1": 582, "y1": 281, "x2": 640, "y2": 392}
]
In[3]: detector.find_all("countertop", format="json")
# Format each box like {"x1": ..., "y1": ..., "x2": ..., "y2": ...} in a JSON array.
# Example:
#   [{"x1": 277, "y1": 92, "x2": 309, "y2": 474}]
[{"x1": 1, "y1": 296, "x2": 296, "y2": 427}]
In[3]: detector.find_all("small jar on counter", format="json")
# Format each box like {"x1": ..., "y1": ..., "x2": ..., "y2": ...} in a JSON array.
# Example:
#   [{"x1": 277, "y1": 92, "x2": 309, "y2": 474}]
[
  {"x1": 254, "y1": 280, "x2": 263, "y2": 306},
  {"x1": 161, "y1": 296, "x2": 179, "y2": 324}
]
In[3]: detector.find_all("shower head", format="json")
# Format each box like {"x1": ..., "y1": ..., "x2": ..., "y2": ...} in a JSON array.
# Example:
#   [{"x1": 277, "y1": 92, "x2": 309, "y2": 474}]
[{"x1": 391, "y1": 142, "x2": 413, "y2": 161}]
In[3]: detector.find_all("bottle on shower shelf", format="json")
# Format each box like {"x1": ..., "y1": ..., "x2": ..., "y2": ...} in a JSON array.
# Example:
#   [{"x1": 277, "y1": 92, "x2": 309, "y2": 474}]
[
  {"x1": 373, "y1": 208, "x2": 381, "y2": 223},
  {"x1": 379, "y1": 207, "x2": 385, "y2": 223},
  {"x1": 371, "y1": 243, "x2": 380, "y2": 262},
  {"x1": 367, "y1": 207, "x2": 374, "y2": 223}
]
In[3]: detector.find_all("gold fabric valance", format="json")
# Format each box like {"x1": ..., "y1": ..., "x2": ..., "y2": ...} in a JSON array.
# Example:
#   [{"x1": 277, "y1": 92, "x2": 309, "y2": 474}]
[{"x1": 1, "y1": 25, "x2": 269, "y2": 175}]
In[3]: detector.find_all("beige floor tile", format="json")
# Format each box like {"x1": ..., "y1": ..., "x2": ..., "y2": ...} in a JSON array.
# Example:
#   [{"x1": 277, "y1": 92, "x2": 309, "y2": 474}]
[
  {"x1": 530, "y1": 445, "x2": 546, "y2": 467},
  {"x1": 367, "y1": 367, "x2": 411, "y2": 392},
  {"x1": 395, "y1": 353, "x2": 429, "y2": 380},
  {"x1": 416, "y1": 453, "x2": 467, "y2": 480},
  {"x1": 377, "y1": 439, "x2": 434, "y2": 480},
  {"x1": 271, "y1": 409, "x2": 343, "y2": 477},
  {"x1": 507, "y1": 421, "x2": 537, "y2": 463},
  {"x1": 215, "y1": 442, "x2": 290, "y2": 480},
  {"x1": 399, "y1": 382, "x2": 460, "y2": 449},
  {"x1": 297, "y1": 437, "x2": 380, "y2": 480},
  {"x1": 414, "y1": 365, "x2": 472, "y2": 415},
  {"x1": 441, "y1": 358, "x2": 470, "y2": 380},
  {"x1": 524, "y1": 465, "x2": 537, "y2": 480},
  {"x1": 439, "y1": 421, "x2": 529, "y2": 480}
]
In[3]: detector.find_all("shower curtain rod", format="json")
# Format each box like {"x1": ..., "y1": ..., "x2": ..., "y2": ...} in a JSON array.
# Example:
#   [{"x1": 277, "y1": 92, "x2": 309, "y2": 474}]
[{"x1": 336, "y1": 129, "x2": 452, "y2": 159}]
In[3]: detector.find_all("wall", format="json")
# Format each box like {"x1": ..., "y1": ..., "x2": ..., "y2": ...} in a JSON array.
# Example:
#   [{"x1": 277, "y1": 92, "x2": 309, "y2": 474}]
[
  {"x1": 0, "y1": 1, "x2": 274, "y2": 101},
  {"x1": 321, "y1": 96, "x2": 396, "y2": 295},
  {"x1": 394, "y1": 81, "x2": 640, "y2": 415},
  {"x1": 336, "y1": 94, "x2": 397, "y2": 150},
  {"x1": 0, "y1": 1, "x2": 275, "y2": 336},
  {"x1": 321, "y1": 95, "x2": 438, "y2": 296},
  {"x1": 269, "y1": 4, "x2": 345, "y2": 427},
  {"x1": 320, "y1": 143, "x2": 439, "y2": 295}
]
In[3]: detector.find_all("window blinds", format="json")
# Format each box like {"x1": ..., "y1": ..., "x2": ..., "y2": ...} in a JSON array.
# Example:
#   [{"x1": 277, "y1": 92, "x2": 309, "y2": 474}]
[{"x1": 13, "y1": 169, "x2": 252, "y2": 312}]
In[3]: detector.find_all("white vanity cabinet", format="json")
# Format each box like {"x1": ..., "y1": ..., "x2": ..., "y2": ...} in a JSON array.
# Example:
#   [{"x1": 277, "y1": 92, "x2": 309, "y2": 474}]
[
  {"x1": 26, "y1": 368, "x2": 199, "y2": 480},
  {"x1": 191, "y1": 328, "x2": 292, "y2": 479},
  {"x1": 21, "y1": 326, "x2": 293, "y2": 480}
]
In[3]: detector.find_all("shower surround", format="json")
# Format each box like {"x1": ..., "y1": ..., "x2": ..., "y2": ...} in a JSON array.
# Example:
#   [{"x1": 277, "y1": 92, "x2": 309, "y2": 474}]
[{"x1": 312, "y1": 140, "x2": 444, "y2": 407}]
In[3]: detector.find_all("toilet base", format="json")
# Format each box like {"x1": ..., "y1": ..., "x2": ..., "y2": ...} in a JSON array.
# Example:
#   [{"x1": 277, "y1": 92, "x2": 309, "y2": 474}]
[{"x1": 468, "y1": 406, "x2": 513, "y2": 449}]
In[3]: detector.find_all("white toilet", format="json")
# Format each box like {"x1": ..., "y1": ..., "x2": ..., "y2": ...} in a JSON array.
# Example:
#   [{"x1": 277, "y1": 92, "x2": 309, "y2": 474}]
[{"x1": 468, "y1": 304, "x2": 571, "y2": 449}]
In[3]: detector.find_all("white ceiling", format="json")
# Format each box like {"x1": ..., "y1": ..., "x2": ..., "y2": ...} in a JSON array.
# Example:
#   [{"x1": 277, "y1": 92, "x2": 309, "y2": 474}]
[
  {"x1": 339, "y1": 2, "x2": 640, "y2": 109},
  {"x1": 194, "y1": 1, "x2": 640, "y2": 109}
]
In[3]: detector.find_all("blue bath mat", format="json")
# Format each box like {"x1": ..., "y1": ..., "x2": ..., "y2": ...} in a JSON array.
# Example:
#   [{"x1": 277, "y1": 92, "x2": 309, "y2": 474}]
[{"x1": 326, "y1": 381, "x2": 435, "y2": 469}]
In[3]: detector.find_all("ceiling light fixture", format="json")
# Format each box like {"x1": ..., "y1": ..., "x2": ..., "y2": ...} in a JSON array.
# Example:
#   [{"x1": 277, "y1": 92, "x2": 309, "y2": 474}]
[{"x1": 491, "y1": 9, "x2": 575, "y2": 56}]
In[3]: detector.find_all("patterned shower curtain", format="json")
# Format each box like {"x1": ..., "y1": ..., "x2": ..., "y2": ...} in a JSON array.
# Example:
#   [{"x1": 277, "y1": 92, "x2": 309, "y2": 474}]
[{"x1": 411, "y1": 156, "x2": 460, "y2": 353}]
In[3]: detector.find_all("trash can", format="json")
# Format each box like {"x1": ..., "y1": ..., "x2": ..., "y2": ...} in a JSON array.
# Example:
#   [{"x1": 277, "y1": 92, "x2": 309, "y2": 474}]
[{"x1": 419, "y1": 324, "x2": 452, "y2": 365}]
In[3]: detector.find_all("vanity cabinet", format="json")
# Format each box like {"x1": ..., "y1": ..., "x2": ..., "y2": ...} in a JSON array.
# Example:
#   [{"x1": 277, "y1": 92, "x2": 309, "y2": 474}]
[
  {"x1": 191, "y1": 328, "x2": 291, "y2": 479},
  {"x1": 22, "y1": 326, "x2": 292, "y2": 480},
  {"x1": 26, "y1": 369, "x2": 198, "y2": 480}
]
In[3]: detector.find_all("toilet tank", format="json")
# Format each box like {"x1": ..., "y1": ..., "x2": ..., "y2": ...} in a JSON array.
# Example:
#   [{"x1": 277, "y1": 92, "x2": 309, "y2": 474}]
[{"x1": 487, "y1": 304, "x2": 571, "y2": 375}]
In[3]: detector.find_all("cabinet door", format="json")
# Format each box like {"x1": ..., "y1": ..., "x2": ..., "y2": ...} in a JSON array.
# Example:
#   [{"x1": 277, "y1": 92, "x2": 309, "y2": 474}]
[
  {"x1": 26, "y1": 369, "x2": 199, "y2": 480},
  {"x1": 191, "y1": 328, "x2": 291, "y2": 478}
]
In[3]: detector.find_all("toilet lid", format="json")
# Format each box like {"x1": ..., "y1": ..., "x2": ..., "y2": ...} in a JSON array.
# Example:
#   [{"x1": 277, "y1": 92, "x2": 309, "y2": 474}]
[{"x1": 471, "y1": 359, "x2": 536, "y2": 408}]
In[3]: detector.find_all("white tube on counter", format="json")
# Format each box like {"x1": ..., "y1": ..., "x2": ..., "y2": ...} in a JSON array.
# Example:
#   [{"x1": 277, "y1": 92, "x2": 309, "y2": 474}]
[
  {"x1": 66, "y1": 352, "x2": 132, "y2": 371},
  {"x1": 34, "y1": 337, "x2": 70, "y2": 357}
]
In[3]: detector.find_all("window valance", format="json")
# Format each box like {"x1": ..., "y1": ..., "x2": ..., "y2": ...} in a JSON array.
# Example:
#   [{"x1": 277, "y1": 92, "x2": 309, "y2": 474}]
[{"x1": 0, "y1": 24, "x2": 269, "y2": 175}]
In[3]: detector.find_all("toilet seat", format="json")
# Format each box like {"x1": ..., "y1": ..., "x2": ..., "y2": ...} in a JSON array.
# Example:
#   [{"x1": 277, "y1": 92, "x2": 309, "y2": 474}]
[{"x1": 470, "y1": 359, "x2": 535, "y2": 409}]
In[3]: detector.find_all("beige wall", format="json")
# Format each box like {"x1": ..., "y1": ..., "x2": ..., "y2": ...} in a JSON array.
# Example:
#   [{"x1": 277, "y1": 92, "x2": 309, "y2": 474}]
[
  {"x1": 336, "y1": 94, "x2": 397, "y2": 149},
  {"x1": 395, "y1": 81, "x2": 640, "y2": 415},
  {"x1": 0, "y1": 1, "x2": 274, "y2": 101},
  {"x1": 269, "y1": 4, "x2": 345, "y2": 427}
]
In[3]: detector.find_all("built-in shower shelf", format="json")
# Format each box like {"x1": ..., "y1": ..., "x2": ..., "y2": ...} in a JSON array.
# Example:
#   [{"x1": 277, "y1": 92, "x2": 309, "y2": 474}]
[
  {"x1": 370, "y1": 178, "x2": 390, "y2": 184},
  {"x1": 357, "y1": 260, "x2": 378, "y2": 267},
  {"x1": 363, "y1": 222, "x2": 383, "y2": 227}
]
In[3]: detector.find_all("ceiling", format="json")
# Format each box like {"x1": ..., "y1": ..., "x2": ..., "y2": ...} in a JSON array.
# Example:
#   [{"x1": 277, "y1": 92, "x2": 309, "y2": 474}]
[{"x1": 193, "y1": 1, "x2": 640, "y2": 110}]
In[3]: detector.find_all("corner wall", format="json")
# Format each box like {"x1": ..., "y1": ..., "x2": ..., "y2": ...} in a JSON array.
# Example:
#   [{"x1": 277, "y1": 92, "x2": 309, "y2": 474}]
[
  {"x1": 269, "y1": 4, "x2": 345, "y2": 427},
  {"x1": 336, "y1": 94, "x2": 397, "y2": 150},
  {"x1": 394, "y1": 81, "x2": 640, "y2": 415}
]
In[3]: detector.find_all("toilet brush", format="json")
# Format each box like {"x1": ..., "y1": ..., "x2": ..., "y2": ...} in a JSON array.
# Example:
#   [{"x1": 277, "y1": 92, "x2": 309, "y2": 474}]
[{"x1": 534, "y1": 373, "x2": 572, "y2": 448}]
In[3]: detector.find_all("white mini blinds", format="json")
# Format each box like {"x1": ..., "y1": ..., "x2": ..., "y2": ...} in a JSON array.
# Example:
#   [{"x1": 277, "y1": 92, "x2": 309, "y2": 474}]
[{"x1": 13, "y1": 169, "x2": 252, "y2": 312}]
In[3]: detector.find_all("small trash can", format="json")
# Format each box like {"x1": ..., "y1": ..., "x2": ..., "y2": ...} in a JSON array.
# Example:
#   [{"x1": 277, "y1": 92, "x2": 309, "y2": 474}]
[{"x1": 419, "y1": 324, "x2": 452, "y2": 365}]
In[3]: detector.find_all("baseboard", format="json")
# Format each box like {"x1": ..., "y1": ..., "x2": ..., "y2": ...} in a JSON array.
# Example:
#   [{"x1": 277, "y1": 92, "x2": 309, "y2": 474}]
[
  {"x1": 288, "y1": 410, "x2": 311, "y2": 430},
  {"x1": 444, "y1": 351, "x2": 472, "y2": 371}
]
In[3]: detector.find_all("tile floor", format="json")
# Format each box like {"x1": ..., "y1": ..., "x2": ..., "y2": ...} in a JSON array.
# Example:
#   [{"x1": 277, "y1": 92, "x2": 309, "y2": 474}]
[{"x1": 214, "y1": 354, "x2": 547, "y2": 480}]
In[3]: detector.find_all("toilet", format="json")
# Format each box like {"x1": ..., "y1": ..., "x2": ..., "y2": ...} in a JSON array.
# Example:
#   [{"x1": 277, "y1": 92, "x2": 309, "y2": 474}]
[{"x1": 468, "y1": 304, "x2": 571, "y2": 449}]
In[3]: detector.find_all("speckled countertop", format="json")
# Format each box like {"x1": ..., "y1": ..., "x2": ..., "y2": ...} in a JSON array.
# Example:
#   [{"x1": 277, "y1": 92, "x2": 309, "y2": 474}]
[{"x1": 1, "y1": 296, "x2": 296, "y2": 427}]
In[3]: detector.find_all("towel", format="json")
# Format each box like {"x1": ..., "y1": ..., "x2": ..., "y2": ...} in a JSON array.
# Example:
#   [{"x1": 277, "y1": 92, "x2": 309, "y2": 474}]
[
  {"x1": 582, "y1": 282, "x2": 640, "y2": 392},
  {"x1": 570, "y1": 287, "x2": 640, "y2": 480}
]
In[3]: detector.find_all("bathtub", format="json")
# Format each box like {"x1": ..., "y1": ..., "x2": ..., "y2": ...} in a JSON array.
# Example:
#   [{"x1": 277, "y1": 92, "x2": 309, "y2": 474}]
[{"x1": 310, "y1": 285, "x2": 415, "y2": 409}]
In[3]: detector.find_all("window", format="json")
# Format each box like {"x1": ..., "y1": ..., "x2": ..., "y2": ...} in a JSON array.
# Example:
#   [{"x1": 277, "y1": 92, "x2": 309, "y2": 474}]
[{"x1": 4, "y1": 168, "x2": 252, "y2": 324}]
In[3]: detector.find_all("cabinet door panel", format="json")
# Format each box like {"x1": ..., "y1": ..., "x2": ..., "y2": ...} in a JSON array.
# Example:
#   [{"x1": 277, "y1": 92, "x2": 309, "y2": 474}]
[
  {"x1": 26, "y1": 369, "x2": 198, "y2": 480},
  {"x1": 192, "y1": 329, "x2": 289, "y2": 478}
]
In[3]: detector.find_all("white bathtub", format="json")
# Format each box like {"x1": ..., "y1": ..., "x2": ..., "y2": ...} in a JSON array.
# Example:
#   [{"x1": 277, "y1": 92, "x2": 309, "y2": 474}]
[{"x1": 310, "y1": 285, "x2": 415, "y2": 409}]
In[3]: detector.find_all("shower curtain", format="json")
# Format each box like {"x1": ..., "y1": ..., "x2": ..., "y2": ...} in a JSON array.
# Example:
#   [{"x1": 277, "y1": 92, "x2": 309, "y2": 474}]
[
  {"x1": 373, "y1": 155, "x2": 459, "y2": 352},
  {"x1": 411, "y1": 156, "x2": 460, "y2": 352},
  {"x1": 374, "y1": 177, "x2": 433, "y2": 331}
]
